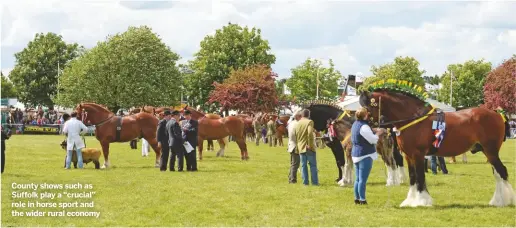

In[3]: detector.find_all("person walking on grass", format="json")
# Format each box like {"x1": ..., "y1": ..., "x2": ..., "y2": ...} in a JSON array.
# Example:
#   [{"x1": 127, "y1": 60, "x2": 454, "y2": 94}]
[{"x1": 294, "y1": 109, "x2": 318, "y2": 186}]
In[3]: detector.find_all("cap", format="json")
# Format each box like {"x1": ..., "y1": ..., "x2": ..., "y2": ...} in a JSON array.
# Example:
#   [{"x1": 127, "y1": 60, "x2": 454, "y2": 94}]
[
  {"x1": 171, "y1": 110, "x2": 180, "y2": 116},
  {"x1": 163, "y1": 110, "x2": 171, "y2": 116},
  {"x1": 184, "y1": 110, "x2": 192, "y2": 115}
]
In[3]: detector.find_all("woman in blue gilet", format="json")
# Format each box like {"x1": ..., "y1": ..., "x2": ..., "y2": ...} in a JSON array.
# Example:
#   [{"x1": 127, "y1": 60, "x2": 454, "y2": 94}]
[{"x1": 351, "y1": 107, "x2": 386, "y2": 205}]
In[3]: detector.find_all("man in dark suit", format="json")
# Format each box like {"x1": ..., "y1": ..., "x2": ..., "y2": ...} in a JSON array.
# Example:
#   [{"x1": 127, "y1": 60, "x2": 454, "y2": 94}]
[
  {"x1": 1, "y1": 126, "x2": 11, "y2": 174},
  {"x1": 181, "y1": 110, "x2": 198, "y2": 171},
  {"x1": 167, "y1": 110, "x2": 186, "y2": 171},
  {"x1": 157, "y1": 110, "x2": 171, "y2": 171}
]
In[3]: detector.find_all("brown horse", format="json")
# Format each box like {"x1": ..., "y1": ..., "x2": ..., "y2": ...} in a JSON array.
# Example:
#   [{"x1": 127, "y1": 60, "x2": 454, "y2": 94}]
[
  {"x1": 236, "y1": 114, "x2": 256, "y2": 142},
  {"x1": 360, "y1": 89, "x2": 515, "y2": 207},
  {"x1": 275, "y1": 115, "x2": 290, "y2": 146},
  {"x1": 181, "y1": 107, "x2": 249, "y2": 160},
  {"x1": 75, "y1": 103, "x2": 161, "y2": 168}
]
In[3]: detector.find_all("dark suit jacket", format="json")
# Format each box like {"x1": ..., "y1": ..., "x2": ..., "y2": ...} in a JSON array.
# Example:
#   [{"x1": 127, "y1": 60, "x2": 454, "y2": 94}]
[
  {"x1": 167, "y1": 119, "x2": 185, "y2": 151},
  {"x1": 156, "y1": 119, "x2": 168, "y2": 143},
  {"x1": 181, "y1": 119, "x2": 198, "y2": 147}
]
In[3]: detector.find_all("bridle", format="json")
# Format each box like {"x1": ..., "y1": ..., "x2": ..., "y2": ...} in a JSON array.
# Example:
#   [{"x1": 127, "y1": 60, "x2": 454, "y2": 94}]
[
  {"x1": 80, "y1": 108, "x2": 115, "y2": 127},
  {"x1": 367, "y1": 95, "x2": 436, "y2": 133}
]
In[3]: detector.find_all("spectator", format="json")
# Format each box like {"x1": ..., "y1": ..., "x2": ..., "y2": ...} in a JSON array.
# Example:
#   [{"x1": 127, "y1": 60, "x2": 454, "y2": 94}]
[{"x1": 294, "y1": 109, "x2": 318, "y2": 186}]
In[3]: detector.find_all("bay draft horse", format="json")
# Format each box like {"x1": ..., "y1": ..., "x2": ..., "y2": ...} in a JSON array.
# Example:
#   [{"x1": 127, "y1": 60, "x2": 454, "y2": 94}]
[
  {"x1": 75, "y1": 103, "x2": 161, "y2": 168},
  {"x1": 303, "y1": 102, "x2": 406, "y2": 187},
  {"x1": 359, "y1": 89, "x2": 516, "y2": 207},
  {"x1": 181, "y1": 107, "x2": 249, "y2": 160}
]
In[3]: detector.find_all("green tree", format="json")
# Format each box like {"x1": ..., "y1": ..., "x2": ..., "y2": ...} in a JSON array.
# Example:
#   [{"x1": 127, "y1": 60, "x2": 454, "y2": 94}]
[
  {"x1": 286, "y1": 58, "x2": 342, "y2": 102},
  {"x1": 1, "y1": 73, "x2": 18, "y2": 98},
  {"x1": 360, "y1": 56, "x2": 426, "y2": 90},
  {"x1": 437, "y1": 59, "x2": 492, "y2": 108},
  {"x1": 186, "y1": 23, "x2": 276, "y2": 110},
  {"x1": 55, "y1": 26, "x2": 181, "y2": 112},
  {"x1": 9, "y1": 32, "x2": 80, "y2": 108}
]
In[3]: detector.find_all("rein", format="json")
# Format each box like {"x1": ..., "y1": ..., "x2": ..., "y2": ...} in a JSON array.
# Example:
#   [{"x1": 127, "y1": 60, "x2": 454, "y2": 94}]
[{"x1": 95, "y1": 115, "x2": 115, "y2": 127}]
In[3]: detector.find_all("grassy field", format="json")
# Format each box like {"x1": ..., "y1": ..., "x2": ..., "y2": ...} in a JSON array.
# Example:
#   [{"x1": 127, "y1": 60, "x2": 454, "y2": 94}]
[{"x1": 1, "y1": 135, "x2": 515, "y2": 227}]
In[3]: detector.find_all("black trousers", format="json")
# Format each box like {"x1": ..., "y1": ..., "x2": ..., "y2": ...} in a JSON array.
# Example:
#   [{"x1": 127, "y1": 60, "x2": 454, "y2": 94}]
[
  {"x1": 159, "y1": 142, "x2": 170, "y2": 171},
  {"x1": 185, "y1": 147, "x2": 198, "y2": 171},
  {"x1": 171, "y1": 147, "x2": 184, "y2": 171},
  {"x1": 1, "y1": 146, "x2": 5, "y2": 173}
]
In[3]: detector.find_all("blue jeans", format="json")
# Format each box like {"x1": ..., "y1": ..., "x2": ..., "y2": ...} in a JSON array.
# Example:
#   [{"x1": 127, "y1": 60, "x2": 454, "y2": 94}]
[
  {"x1": 66, "y1": 148, "x2": 83, "y2": 169},
  {"x1": 431, "y1": 156, "x2": 448, "y2": 174},
  {"x1": 300, "y1": 150, "x2": 318, "y2": 185},
  {"x1": 354, "y1": 157, "x2": 373, "y2": 201}
]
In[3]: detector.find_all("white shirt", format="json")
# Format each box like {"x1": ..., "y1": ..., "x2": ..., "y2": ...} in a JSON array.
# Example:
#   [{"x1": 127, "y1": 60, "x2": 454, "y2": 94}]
[
  {"x1": 352, "y1": 125, "x2": 379, "y2": 163},
  {"x1": 62, "y1": 117, "x2": 89, "y2": 150},
  {"x1": 287, "y1": 119, "x2": 298, "y2": 153}
]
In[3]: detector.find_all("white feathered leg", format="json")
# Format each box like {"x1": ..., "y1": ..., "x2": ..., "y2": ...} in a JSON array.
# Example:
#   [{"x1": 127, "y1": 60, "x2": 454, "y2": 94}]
[
  {"x1": 340, "y1": 162, "x2": 354, "y2": 187},
  {"x1": 489, "y1": 168, "x2": 516, "y2": 207}
]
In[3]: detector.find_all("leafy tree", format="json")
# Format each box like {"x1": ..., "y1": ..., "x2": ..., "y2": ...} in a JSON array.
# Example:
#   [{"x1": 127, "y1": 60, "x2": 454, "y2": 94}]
[
  {"x1": 208, "y1": 64, "x2": 278, "y2": 113},
  {"x1": 1, "y1": 73, "x2": 17, "y2": 98},
  {"x1": 9, "y1": 32, "x2": 80, "y2": 108},
  {"x1": 423, "y1": 75, "x2": 441, "y2": 85},
  {"x1": 186, "y1": 23, "x2": 276, "y2": 110},
  {"x1": 360, "y1": 56, "x2": 426, "y2": 90},
  {"x1": 55, "y1": 26, "x2": 181, "y2": 112},
  {"x1": 438, "y1": 59, "x2": 492, "y2": 108},
  {"x1": 286, "y1": 58, "x2": 342, "y2": 102},
  {"x1": 483, "y1": 56, "x2": 516, "y2": 113}
]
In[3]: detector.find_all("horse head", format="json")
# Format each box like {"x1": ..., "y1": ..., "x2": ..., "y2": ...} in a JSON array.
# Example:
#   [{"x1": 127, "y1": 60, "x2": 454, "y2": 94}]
[
  {"x1": 360, "y1": 89, "x2": 429, "y2": 128},
  {"x1": 303, "y1": 101, "x2": 347, "y2": 132},
  {"x1": 75, "y1": 103, "x2": 113, "y2": 125}
]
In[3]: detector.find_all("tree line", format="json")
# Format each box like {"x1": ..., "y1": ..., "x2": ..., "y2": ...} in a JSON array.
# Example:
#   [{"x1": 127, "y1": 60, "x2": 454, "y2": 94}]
[{"x1": 3, "y1": 23, "x2": 515, "y2": 113}]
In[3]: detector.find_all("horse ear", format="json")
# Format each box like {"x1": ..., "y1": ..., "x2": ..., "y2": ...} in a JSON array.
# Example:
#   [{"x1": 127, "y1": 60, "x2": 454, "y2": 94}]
[{"x1": 359, "y1": 91, "x2": 371, "y2": 107}]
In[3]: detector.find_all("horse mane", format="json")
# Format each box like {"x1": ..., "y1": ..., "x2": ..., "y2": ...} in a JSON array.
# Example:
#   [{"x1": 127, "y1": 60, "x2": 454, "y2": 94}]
[
  {"x1": 300, "y1": 99, "x2": 345, "y2": 111},
  {"x1": 79, "y1": 102, "x2": 112, "y2": 113},
  {"x1": 365, "y1": 79, "x2": 429, "y2": 102}
]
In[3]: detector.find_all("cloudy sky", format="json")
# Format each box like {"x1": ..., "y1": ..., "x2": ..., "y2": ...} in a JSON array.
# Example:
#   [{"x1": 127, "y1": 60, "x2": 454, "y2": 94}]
[{"x1": 1, "y1": 0, "x2": 515, "y2": 80}]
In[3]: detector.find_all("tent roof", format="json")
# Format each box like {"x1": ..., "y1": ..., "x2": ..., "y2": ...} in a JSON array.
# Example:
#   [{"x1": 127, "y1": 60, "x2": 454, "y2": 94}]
[{"x1": 337, "y1": 96, "x2": 456, "y2": 112}]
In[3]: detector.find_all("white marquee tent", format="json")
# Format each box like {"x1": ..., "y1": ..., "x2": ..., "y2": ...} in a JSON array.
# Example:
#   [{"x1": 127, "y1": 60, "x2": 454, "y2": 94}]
[{"x1": 337, "y1": 96, "x2": 456, "y2": 112}]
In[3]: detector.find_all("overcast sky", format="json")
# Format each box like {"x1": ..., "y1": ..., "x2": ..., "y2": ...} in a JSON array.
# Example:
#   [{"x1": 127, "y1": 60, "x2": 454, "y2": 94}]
[{"x1": 1, "y1": 0, "x2": 515, "y2": 80}]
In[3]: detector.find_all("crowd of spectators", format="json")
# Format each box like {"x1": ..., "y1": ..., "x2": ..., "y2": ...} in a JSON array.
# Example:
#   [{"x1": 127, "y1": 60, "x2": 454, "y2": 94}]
[{"x1": 3, "y1": 106, "x2": 63, "y2": 126}]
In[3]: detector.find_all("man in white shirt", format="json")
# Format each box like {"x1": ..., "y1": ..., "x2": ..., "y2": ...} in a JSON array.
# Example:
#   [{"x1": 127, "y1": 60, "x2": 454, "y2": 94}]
[
  {"x1": 62, "y1": 112, "x2": 89, "y2": 169},
  {"x1": 287, "y1": 111, "x2": 302, "y2": 184}
]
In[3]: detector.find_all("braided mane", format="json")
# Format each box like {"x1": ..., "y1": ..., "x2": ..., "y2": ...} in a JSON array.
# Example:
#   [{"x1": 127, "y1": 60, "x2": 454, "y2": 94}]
[
  {"x1": 365, "y1": 79, "x2": 429, "y2": 101},
  {"x1": 300, "y1": 99, "x2": 345, "y2": 111}
]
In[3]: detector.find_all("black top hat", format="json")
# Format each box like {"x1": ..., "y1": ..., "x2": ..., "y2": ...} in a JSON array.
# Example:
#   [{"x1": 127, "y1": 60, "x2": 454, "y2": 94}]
[
  {"x1": 184, "y1": 110, "x2": 192, "y2": 115},
  {"x1": 163, "y1": 110, "x2": 172, "y2": 116}
]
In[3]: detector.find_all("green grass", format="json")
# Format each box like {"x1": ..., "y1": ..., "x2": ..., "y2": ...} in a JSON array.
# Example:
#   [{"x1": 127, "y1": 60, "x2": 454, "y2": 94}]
[{"x1": 2, "y1": 135, "x2": 516, "y2": 227}]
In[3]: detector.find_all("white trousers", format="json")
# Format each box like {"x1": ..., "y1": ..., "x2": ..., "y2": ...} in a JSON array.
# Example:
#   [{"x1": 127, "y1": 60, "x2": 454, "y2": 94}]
[{"x1": 142, "y1": 138, "x2": 149, "y2": 156}]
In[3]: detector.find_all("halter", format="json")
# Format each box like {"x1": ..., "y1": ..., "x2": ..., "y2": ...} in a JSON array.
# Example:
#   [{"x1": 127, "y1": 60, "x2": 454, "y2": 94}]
[
  {"x1": 80, "y1": 108, "x2": 115, "y2": 127},
  {"x1": 369, "y1": 96, "x2": 436, "y2": 133}
]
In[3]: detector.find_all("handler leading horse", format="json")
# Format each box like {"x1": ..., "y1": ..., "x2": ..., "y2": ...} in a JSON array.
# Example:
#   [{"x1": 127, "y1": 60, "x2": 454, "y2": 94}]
[
  {"x1": 359, "y1": 79, "x2": 515, "y2": 207},
  {"x1": 76, "y1": 103, "x2": 161, "y2": 168}
]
